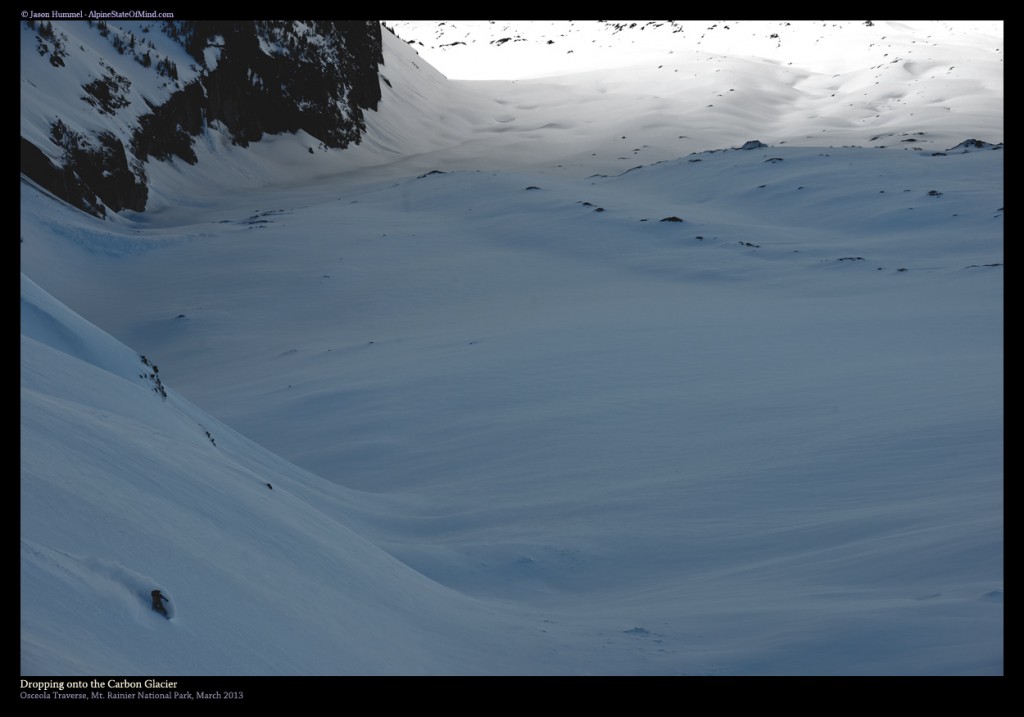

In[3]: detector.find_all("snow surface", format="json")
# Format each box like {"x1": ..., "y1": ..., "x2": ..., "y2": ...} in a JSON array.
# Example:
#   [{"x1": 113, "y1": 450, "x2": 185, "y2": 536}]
[{"x1": 21, "y1": 20, "x2": 1002, "y2": 676}]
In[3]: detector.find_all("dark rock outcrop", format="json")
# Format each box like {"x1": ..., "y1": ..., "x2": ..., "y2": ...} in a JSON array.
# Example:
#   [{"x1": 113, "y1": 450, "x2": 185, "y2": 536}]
[
  {"x1": 21, "y1": 20, "x2": 385, "y2": 217},
  {"x1": 21, "y1": 137, "x2": 105, "y2": 218},
  {"x1": 946, "y1": 138, "x2": 1001, "y2": 152},
  {"x1": 44, "y1": 119, "x2": 147, "y2": 213},
  {"x1": 160, "y1": 21, "x2": 383, "y2": 152}
]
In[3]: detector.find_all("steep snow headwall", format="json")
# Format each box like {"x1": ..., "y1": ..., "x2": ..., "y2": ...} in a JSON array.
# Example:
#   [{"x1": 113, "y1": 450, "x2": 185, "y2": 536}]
[{"x1": 21, "y1": 272, "x2": 525, "y2": 675}]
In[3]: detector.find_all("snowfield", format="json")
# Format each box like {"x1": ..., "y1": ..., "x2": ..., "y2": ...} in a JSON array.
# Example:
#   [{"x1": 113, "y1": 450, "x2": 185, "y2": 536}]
[{"x1": 21, "y1": 20, "x2": 1002, "y2": 676}]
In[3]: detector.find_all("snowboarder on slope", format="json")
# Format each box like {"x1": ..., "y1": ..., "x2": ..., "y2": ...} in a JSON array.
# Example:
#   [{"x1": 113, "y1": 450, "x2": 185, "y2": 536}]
[{"x1": 151, "y1": 589, "x2": 170, "y2": 617}]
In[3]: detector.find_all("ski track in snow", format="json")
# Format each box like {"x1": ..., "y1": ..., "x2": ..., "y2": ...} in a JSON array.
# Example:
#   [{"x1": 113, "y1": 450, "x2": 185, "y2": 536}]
[{"x1": 21, "y1": 540, "x2": 175, "y2": 621}]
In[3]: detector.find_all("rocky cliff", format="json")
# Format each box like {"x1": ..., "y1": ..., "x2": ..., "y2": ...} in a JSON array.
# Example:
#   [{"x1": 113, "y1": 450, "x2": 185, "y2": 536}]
[{"x1": 21, "y1": 20, "x2": 384, "y2": 217}]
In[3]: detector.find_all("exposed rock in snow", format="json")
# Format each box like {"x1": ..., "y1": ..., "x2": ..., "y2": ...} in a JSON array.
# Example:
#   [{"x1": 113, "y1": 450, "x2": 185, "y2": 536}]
[{"x1": 946, "y1": 139, "x2": 1003, "y2": 152}]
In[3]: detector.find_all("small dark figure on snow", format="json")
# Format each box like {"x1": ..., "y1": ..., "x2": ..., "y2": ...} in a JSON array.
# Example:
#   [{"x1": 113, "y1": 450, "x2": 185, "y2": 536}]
[
  {"x1": 266, "y1": 483, "x2": 273, "y2": 490},
  {"x1": 151, "y1": 589, "x2": 169, "y2": 617}
]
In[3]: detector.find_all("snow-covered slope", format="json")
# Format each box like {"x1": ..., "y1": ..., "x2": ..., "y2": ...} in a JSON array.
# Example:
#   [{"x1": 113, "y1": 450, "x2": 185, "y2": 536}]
[
  {"x1": 21, "y1": 20, "x2": 1002, "y2": 676},
  {"x1": 22, "y1": 274, "x2": 560, "y2": 675},
  {"x1": 383, "y1": 20, "x2": 1003, "y2": 167}
]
